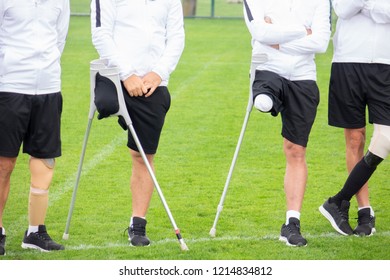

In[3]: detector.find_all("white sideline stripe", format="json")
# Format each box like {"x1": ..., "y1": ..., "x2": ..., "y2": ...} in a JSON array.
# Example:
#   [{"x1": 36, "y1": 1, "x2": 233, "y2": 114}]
[
  {"x1": 49, "y1": 133, "x2": 124, "y2": 205},
  {"x1": 171, "y1": 55, "x2": 222, "y2": 96},
  {"x1": 7, "y1": 134, "x2": 124, "y2": 236},
  {"x1": 65, "y1": 231, "x2": 390, "y2": 251}
]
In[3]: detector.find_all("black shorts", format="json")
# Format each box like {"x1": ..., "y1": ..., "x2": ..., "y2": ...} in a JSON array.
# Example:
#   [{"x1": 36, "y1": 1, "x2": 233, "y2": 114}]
[
  {"x1": 328, "y1": 63, "x2": 390, "y2": 128},
  {"x1": 0, "y1": 92, "x2": 62, "y2": 158},
  {"x1": 122, "y1": 86, "x2": 171, "y2": 154},
  {"x1": 253, "y1": 70, "x2": 320, "y2": 147}
]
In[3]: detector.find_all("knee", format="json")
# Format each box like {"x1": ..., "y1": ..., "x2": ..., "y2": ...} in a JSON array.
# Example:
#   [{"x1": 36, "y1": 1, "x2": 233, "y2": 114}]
[
  {"x1": 0, "y1": 157, "x2": 17, "y2": 179},
  {"x1": 363, "y1": 151, "x2": 383, "y2": 168},
  {"x1": 368, "y1": 124, "x2": 390, "y2": 160},
  {"x1": 130, "y1": 150, "x2": 154, "y2": 166},
  {"x1": 284, "y1": 141, "x2": 306, "y2": 161},
  {"x1": 345, "y1": 128, "x2": 366, "y2": 150},
  {"x1": 29, "y1": 157, "x2": 55, "y2": 190}
]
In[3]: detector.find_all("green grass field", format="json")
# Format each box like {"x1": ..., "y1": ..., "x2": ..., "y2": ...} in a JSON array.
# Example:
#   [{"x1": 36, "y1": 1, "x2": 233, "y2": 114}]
[
  {"x1": 71, "y1": 0, "x2": 244, "y2": 17},
  {"x1": 2, "y1": 15, "x2": 390, "y2": 262}
]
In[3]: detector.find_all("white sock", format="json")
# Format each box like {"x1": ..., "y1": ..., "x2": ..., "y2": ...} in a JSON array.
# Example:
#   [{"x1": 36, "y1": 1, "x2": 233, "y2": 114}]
[
  {"x1": 358, "y1": 206, "x2": 375, "y2": 217},
  {"x1": 254, "y1": 94, "x2": 273, "y2": 112},
  {"x1": 1, "y1": 227, "x2": 5, "y2": 235},
  {"x1": 27, "y1": 225, "x2": 39, "y2": 236},
  {"x1": 286, "y1": 210, "x2": 300, "y2": 224}
]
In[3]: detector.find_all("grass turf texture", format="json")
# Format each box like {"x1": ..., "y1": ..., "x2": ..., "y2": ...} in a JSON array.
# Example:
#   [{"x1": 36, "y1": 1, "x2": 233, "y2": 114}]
[
  {"x1": 70, "y1": 0, "x2": 245, "y2": 17},
  {"x1": 2, "y1": 16, "x2": 389, "y2": 260}
]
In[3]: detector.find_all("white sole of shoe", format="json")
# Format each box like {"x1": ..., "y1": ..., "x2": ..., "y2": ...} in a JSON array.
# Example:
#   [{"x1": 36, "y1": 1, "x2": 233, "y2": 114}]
[
  {"x1": 129, "y1": 243, "x2": 151, "y2": 247},
  {"x1": 354, "y1": 227, "x2": 376, "y2": 237},
  {"x1": 21, "y1": 242, "x2": 49, "y2": 252},
  {"x1": 128, "y1": 236, "x2": 151, "y2": 247},
  {"x1": 319, "y1": 205, "x2": 350, "y2": 236},
  {"x1": 278, "y1": 236, "x2": 307, "y2": 247}
]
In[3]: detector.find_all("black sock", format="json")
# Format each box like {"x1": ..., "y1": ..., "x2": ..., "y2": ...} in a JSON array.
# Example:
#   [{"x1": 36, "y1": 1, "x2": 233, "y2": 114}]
[{"x1": 331, "y1": 158, "x2": 377, "y2": 205}]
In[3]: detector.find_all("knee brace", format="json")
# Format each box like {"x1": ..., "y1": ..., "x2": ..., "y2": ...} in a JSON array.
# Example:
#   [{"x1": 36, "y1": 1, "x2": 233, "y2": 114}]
[
  {"x1": 29, "y1": 157, "x2": 55, "y2": 191},
  {"x1": 368, "y1": 124, "x2": 390, "y2": 160},
  {"x1": 363, "y1": 151, "x2": 384, "y2": 169}
]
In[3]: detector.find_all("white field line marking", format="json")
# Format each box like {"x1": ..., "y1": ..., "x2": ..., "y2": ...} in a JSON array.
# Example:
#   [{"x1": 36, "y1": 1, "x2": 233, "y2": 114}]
[
  {"x1": 170, "y1": 56, "x2": 224, "y2": 96},
  {"x1": 65, "y1": 231, "x2": 390, "y2": 251}
]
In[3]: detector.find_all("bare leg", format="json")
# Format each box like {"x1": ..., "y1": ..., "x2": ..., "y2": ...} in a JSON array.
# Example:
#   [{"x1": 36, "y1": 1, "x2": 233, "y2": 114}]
[
  {"x1": 344, "y1": 128, "x2": 370, "y2": 207},
  {"x1": 279, "y1": 139, "x2": 308, "y2": 246},
  {"x1": 0, "y1": 157, "x2": 17, "y2": 227},
  {"x1": 130, "y1": 149, "x2": 155, "y2": 218},
  {"x1": 283, "y1": 139, "x2": 307, "y2": 212}
]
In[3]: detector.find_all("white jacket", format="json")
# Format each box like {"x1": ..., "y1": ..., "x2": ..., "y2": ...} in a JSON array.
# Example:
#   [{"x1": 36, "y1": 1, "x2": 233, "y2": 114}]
[
  {"x1": 91, "y1": 0, "x2": 185, "y2": 86},
  {"x1": 332, "y1": 0, "x2": 390, "y2": 64},
  {"x1": 244, "y1": 0, "x2": 331, "y2": 81},
  {"x1": 0, "y1": 0, "x2": 70, "y2": 95}
]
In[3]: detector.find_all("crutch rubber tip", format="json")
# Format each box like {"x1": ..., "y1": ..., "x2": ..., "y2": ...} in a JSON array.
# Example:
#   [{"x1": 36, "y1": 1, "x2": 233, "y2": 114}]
[
  {"x1": 180, "y1": 243, "x2": 189, "y2": 251},
  {"x1": 209, "y1": 228, "x2": 216, "y2": 237},
  {"x1": 62, "y1": 233, "x2": 69, "y2": 240}
]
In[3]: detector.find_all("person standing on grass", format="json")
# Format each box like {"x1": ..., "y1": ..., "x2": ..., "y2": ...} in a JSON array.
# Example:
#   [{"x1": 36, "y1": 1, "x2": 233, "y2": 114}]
[
  {"x1": 243, "y1": 0, "x2": 331, "y2": 246},
  {"x1": 0, "y1": 0, "x2": 70, "y2": 255},
  {"x1": 90, "y1": 0, "x2": 185, "y2": 246},
  {"x1": 319, "y1": 0, "x2": 390, "y2": 236},
  {"x1": 320, "y1": 125, "x2": 390, "y2": 236}
]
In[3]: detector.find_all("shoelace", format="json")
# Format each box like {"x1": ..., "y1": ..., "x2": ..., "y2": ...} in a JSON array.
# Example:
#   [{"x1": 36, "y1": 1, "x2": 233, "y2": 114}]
[
  {"x1": 130, "y1": 224, "x2": 146, "y2": 236},
  {"x1": 338, "y1": 204, "x2": 350, "y2": 221},
  {"x1": 356, "y1": 214, "x2": 372, "y2": 225},
  {"x1": 287, "y1": 223, "x2": 301, "y2": 235},
  {"x1": 34, "y1": 230, "x2": 52, "y2": 241},
  {"x1": 124, "y1": 225, "x2": 146, "y2": 237}
]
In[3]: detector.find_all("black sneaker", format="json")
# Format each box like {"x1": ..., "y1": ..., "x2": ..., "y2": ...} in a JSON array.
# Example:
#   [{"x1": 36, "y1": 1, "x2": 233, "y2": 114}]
[
  {"x1": 319, "y1": 198, "x2": 353, "y2": 235},
  {"x1": 21, "y1": 225, "x2": 65, "y2": 252},
  {"x1": 279, "y1": 218, "x2": 307, "y2": 247},
  {"x1": 354, "y1": 208, "x2": 376, "y2": 236},
  {"x1": 0, "y1": 228, "x2": 5, "y2": 256},
  {"x1": 128, "y1": 217, "x2": 150, "y2": 246}
]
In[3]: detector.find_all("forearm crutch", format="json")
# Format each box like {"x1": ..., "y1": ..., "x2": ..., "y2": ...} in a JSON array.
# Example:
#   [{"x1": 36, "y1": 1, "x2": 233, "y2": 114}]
[
  {"x1": 99, "y1": 66, "x2": 188, "y2": 250},
  {"x1": 63, "y1": 60, "x2": 189, "y2": 251},
  {"x1": 210, "y1": 53, "x2": 268, "y2": 237},
  {"x1": 63, "y1": 59, "x2": 108, "y2": 240}
]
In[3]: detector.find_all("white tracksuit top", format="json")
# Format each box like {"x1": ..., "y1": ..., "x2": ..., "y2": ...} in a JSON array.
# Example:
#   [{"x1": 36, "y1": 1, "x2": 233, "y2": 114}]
[
  {"x1": 91, "y1": 0, "x2": 185, "y2": 86},
  {"x1": 243, "y1": 0, "x2": 331, "y2": 81},
  {"x1": 332, "y1": 0, "x2": 390, "y2": 65},
  {"x1": 0, "y1": 0, "x2": 70, "y2": 95}
]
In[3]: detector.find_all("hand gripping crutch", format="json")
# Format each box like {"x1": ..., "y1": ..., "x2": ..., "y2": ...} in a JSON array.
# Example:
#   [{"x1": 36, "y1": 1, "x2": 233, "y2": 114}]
[
  {"x1": 209, "y1": 53, "x2": 268, "y2": 237},
  {"x1": 63, "y1": 60, "x2": 189, "y2": 251}
]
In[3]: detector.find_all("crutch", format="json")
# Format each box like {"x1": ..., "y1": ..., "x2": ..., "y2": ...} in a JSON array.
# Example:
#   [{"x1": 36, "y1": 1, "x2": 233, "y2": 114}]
[
  {"x1": 64, "y1": 60, "x2": 189, "y2": 251},
  {"x1": 209, "y1": 53, "x2": 268, "y2": 237},
  {"x1": 63, "y1": 59, "x2": 107, "y2": 240}
]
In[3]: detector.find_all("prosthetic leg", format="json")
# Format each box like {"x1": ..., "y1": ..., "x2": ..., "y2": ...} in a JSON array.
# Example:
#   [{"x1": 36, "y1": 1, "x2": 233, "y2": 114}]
[{"x1": 29, "y1": 157, "x2": 55, "y2": 226}]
